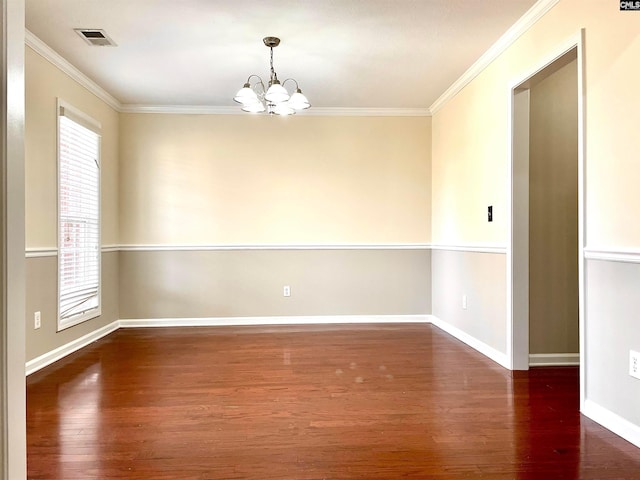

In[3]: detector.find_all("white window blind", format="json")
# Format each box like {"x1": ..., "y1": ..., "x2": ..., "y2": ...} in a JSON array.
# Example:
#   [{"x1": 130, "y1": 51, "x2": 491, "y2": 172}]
[{"x1": 58, "y1": 103, "x2": 101, "y2": 329}]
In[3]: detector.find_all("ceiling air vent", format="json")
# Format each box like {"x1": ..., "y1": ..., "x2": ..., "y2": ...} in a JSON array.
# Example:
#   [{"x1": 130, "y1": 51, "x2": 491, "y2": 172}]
[{"x1": 74, "y1": 29, "x2": 117, "y2": 47}]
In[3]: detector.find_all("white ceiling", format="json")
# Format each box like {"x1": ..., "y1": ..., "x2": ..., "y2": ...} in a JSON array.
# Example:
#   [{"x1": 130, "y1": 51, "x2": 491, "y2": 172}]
[{"x1": 25, "y1": 0, "x2": 538, "y2": 110}]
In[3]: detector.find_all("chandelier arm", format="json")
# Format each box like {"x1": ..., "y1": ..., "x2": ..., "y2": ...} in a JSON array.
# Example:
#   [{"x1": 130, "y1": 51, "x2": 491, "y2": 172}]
[
  {"x1": 281, "y1": 78, "x2": 299, "y2": 91},
  {"x1": 247, "y1": 75, "x2": 266, "y2": 95},
  {"x1": 244, "y1": 75, "x2": 267, "y2": 101}
]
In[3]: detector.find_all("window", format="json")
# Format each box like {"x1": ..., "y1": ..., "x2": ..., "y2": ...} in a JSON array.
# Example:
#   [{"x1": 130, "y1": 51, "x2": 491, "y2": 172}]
[{"x1": 57, "y1": 101, "x2": 101, "y2": 330}]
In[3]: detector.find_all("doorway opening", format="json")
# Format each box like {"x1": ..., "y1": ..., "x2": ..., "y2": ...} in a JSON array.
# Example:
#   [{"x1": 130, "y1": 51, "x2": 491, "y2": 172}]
[{"x1": 508, "y1": 31, "x2": 585, "y2": 407}]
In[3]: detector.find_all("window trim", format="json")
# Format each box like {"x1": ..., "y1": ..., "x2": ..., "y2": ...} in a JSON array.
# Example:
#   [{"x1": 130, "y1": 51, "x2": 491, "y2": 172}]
[{"x1": 56, "y1": 98, "x2": 102, "y2": 331}]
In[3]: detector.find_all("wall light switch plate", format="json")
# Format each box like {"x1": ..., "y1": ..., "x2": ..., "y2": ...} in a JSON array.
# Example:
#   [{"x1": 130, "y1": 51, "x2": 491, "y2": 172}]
[
  {"x1": 34, "y1": 311, "x2": 41, "y2": 329},
  {"x1": 488, "y1": 205, "x2": 493, "y2": 222},
  {"x1": 630, "y1": 350, "x2": 640, "y2": 380}
]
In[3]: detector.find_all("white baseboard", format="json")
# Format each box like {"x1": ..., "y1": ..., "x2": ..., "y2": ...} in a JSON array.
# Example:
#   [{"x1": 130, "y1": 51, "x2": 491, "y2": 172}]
[
  {"x1": 583, "y1": 399, "x2": 640, "y2": 449},
  {"x1": 26, "y1": 320, "x2": 119, "y2": 376},
  {"x1": 119, "y1": 314, "x2": 432, "y2": 328},
  {"x1": 429, "y1": 315, "x2": 509, "y2": 368},
  {"x1": 26, "y1": 315, "x2": 430, "y2": 375},
  {"x1": 529, "y1": 353, "x2": 580, "y2": 366}
]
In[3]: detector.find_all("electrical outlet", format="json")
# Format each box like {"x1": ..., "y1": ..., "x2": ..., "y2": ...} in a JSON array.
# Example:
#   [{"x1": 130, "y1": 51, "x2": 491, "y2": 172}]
[
  {"x1": 462, "y1": 294, "x2": 468, "y2": 310},
  {"x1": 630, "y1": 350, "x2": 640, "y2": 380},
  {"x1": 283, "y1": 285, "x2": 291, "y2": 297},
  {"x1": 34, "y1": 311, "x2": 41, "y2": 330}
]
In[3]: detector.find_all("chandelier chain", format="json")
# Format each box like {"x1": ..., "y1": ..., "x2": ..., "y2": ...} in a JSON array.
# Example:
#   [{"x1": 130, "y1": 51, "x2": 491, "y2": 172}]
[{"x1": 270, "y1": 47, "x2": 277, "y2": 84}]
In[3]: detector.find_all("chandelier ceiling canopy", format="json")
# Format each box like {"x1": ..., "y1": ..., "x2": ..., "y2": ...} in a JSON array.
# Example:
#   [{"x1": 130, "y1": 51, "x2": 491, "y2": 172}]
[{"x1": 233, "y1": 37, "x2": 310, "y2": 116}]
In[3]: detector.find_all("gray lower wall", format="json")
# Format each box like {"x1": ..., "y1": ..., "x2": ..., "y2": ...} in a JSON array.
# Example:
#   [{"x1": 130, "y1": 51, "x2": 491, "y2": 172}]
[
  {"x1": 23, "y1": 247, "x2": 640, "y2": 446},
  {"x1": 431, "y1": 249, "x2": 507, "y2": 355},
  {"x1": 585, "y1": 258, "x2": 640, "y2": 426},
  {"x1": 25, "y1": 251, "x2": 119, "y2": 361},
  {"x1": 26, "y1": 248, "x2": 430, "y2": 362},
  {"x1": 118, "y1": 249, "x2": 431, "y2": 319}
]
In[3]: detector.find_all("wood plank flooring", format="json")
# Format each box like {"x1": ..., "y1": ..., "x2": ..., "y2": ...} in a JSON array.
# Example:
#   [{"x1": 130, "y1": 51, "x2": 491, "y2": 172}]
[{"x1": 27, "y1": 324, "x2": 640, "y2": 479}]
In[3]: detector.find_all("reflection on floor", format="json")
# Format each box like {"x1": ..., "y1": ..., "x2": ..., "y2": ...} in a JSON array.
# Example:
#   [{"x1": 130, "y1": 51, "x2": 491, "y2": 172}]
[{"x1": 27, "y1": 324, "x2": 640, "y2": 479}]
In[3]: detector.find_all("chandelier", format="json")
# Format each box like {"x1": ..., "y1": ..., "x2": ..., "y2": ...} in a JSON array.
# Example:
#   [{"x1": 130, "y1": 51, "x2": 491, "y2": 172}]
[{"x1": 233, "y1": 37, "x2": 310, "y2": 115}]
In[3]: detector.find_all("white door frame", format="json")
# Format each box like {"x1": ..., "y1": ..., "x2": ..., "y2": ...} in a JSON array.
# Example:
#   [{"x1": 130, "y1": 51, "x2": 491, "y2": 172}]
[
  {"x1": 506, "y1": 30, "x2": 586, "y2": 408},
  {"x1": 1, "y1": 0, "x2": 26, "y2": 478}
]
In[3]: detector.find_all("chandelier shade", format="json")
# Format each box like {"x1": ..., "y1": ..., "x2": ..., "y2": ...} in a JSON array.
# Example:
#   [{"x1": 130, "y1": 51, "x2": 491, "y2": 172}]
[
  {"x1": 233, "y1": 83, "x2": 260, "y2": 105},
  {"x1": 288, "y1": 89, "x2": 311, "y2": 110},
  {"x1": 272, "y1": 104, "x2": 295, "y2": 116},
  {"x1": 233, "y1": 37, "x2": 310, "y2": 115},
  {"x1": 265, "y1": 81, "x2": 290, "y2": 103}
]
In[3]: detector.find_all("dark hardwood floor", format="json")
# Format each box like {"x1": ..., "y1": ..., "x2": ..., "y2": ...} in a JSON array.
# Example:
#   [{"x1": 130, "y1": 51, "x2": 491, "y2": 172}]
[{"x1": 27, "y1": 324, "x2": 640, "y2": 479}]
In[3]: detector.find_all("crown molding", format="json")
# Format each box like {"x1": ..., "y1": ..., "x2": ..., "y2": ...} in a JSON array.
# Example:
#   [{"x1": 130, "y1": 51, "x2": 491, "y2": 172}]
[
  {"x1": 119, "y1": 105, "x2": 237, "y2": 115},
  {"x1": 429, "y1": 0, "x2": 560, "y2": 114},
  {"x1": 25, "y1": 0, "x2": 561, "y2": 120},
  {"x1": 120, "y1": 104, "x2": 431, "y2": 117},
  {"x1": 300, "y1": 107, "x2": 431, "y2": 117},
  {"x1": 25, "y1": 30, "x2": 122, "y2": 111},
  {"x1": 31, "y1": 0, "x2": 563, "y2": 121}
]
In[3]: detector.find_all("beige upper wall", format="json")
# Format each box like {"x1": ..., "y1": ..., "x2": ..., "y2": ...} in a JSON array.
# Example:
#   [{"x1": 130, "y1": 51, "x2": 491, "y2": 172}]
[
  {"x1": 119, "y1": 114, "x2": 431, "y2": 245},
  {"x1": 432, "y1": 0, "x2": 640, "y2": 248},
  {"x1": 25, "y1": 46, "x2": 119, "y2": 248},
  {"x1": 26, "y1": 43, "x2": 431, "y2": 248}
]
